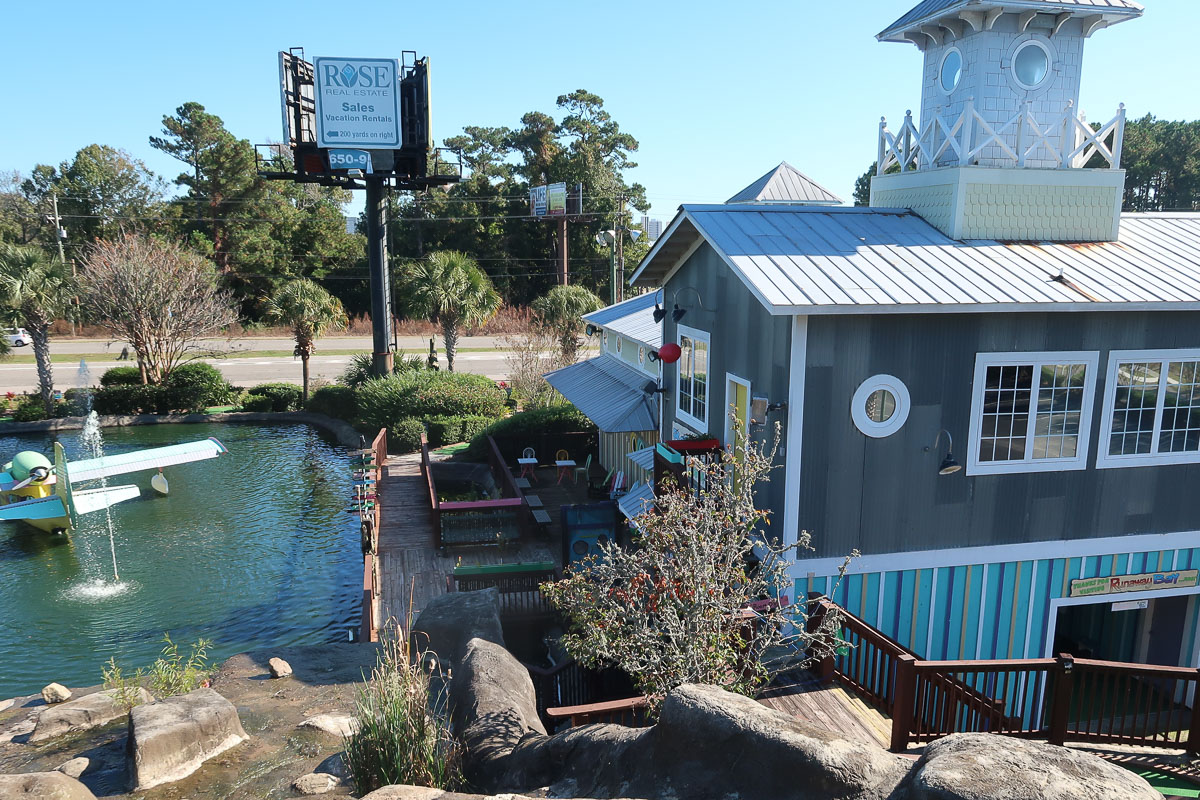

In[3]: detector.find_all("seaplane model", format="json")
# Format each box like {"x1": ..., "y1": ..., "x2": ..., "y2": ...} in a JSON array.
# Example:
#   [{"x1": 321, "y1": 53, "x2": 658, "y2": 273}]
[{"x1": 0, "y1": 438, "x2": 227, "y2": 534}]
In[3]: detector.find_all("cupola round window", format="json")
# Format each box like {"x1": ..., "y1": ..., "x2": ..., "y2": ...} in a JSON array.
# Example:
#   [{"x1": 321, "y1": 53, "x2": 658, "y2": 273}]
[
  {"x1": 851, "y1": 375, "x2": 911, "y2": 438},
  {"x1": 939, "y1": 48, "x2": 963, "y2": 93},
  {"x1": 1013, "y1": 41, "x2": 1051, "y2": 90}
]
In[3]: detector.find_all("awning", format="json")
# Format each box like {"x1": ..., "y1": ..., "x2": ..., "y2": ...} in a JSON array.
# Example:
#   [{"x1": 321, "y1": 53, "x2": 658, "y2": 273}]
[
  {"x1": 618, "y1": 481, "x2": 655, "y2": 520},
  {"x1": 544, "y1": 355, "x2": 658, "y2": 433},
  {"x1": 627, "y1": 446, "x2": 655, "y2": 472}
]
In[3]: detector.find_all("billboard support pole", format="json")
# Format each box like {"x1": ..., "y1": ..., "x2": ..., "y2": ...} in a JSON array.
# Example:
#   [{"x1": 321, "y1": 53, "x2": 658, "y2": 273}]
[
  {"x1": 557, "y1": 217, "x2": 569, "y2": 286},
  {"x1": 366, "y1": 175, "x2": 394, "y2": 378}
]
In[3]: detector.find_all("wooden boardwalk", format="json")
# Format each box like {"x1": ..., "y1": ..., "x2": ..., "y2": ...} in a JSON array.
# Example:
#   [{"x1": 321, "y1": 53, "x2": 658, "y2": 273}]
[{"x1": 758, "y1": 672, "x2": 893, "y2": 749}]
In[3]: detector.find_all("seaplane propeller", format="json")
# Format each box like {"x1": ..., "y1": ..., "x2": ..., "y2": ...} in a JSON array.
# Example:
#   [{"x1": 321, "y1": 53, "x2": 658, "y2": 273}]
[{"x1": 10, "y1": 465, "x2": 52, "y2": 491}]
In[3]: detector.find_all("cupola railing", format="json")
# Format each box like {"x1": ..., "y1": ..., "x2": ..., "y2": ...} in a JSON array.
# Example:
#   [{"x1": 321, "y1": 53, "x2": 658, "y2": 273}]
[{"x1": 877, "y1": 100, "x2": 1126, "y2": 175}]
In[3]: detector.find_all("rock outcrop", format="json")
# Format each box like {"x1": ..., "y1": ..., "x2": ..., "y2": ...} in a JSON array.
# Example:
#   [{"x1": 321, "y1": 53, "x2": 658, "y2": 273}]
[
  {"x1": 126, "y1": 687, "x2": 248, "y2": 790},
  {"x1": 411, "y1": 587, "x2": 505, "y2": 666},
  {"x1": 30, "y1": 688, "x2": 154, "y2": 743},
  {"x1": 56, "y1": 756, "x2": 90, "y2": 779},
  {"x1": 298, "y1": 712, "x2": 358, "y2": 738},
  {"x1": 0, "y1": 771, "x2": 97, "y2": 799},
  {"x1": 895, "y1": 732, "x2": 1163, "y2": 800}
]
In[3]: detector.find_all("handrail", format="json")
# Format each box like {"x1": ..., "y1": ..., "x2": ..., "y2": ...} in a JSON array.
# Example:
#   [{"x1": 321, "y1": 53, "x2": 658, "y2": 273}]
[
  {"x1": 545, "y1": 695, "x2": 649, "y2": 728},
  {"x1": 359, "y1": 427, "x2": 387, "y2": 643}
]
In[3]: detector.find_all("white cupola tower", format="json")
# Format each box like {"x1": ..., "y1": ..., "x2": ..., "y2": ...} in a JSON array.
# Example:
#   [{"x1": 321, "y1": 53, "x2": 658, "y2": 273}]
[{"x1": 869, "y1": 0, "x2": 1143, "y2": 242}]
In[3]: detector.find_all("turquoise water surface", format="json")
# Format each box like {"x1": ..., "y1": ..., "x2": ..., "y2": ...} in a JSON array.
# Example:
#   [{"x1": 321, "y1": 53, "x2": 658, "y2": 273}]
[{"x1": 0, "y1": 422, "x2": 360, "y2": 698}]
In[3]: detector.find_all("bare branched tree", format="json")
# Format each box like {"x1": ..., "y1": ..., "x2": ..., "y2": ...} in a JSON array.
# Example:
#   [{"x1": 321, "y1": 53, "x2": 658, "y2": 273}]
[
  {"x1": 502, "y1": 329, "x2": 576, "y2": 409},
  {"x1": 543, "y1": 421, "x2": 855, "y2": 713},
  {"x1": 79, "y1": 234, "x2": 238, "y2": 384}
]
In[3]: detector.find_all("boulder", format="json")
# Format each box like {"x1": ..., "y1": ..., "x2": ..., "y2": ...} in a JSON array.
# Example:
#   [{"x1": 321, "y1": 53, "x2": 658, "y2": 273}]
[
  {"x1": 0, "y1": 771, "x2": 97, "y2": 799},
  {"x1": 56, "y1": 756, "x2": 90, "y2": 779},
  {"x1": 42, "y1": 682, "x2": 72, "y2": 704},
  {"x1": 29, "y1": 687, "x2": 154, "y2": 743},
  {"x1": 298, "y1": 712, "x2": 358, "y2": 738},
  {"x1": 127, "y1": 687, "x2": 248, "y2": 790},
  {"x1": 450, "y1": 637, "x2": 546, "y2": 786},
  {"x1": 268, "y1": 657, "x2": 293, "y2": 678},
  {"x1": 294, "y1": 772, "x2": 339, "y2": 794},
  {"x1": 412, "y1": 587, "x2": 505, "y2": 665},
  {"x1": 896, "y1": 732, "x2": 1163, "y2": 800}
]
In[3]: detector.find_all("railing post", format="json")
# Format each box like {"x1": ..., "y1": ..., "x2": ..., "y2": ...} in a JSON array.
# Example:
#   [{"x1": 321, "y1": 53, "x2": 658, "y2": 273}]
[
  {"x1": 960, "y1": 97, "x2": 976, "y2": 166},
  {"x1": 1111, "y1": 103, "x2": 1127, "y2": 169},
  {"x1": 1187, "y1": 668, "x2": 1200, "y2": 755},
  {"x1": 1048, "y1": 653, "x2": 1074, "y2": 746},
  {"x1": 902, "y1": 110, "x2": 914, "y2": 171},
  {"x1": 1059, "y1": 101, "x2": 1075, "y2": 169},
  {"x1": 890, "y1": 654, "x2": 918, "y2": 752},
  {"x1": 877, "y1": 117, "x2": 888, "y2": 175},
  {"x1": 1015, "y1": 100, "x2": 1029, "y2": 167}
]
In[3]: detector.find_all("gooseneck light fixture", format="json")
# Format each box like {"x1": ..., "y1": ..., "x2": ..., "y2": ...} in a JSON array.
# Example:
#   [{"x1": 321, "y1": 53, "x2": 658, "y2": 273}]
[
  {"x1": 932, "y1": 429, "x2": 962, "y2": 475},
  {"x1": 666, "y1": 285, "x2": 717, "y2": 323}
]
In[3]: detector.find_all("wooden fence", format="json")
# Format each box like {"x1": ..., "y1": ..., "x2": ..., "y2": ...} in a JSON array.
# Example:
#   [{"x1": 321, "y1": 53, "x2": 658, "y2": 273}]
[
  {"x1": 421, "y1": 435, "x2": 529, "y2": 549},
  {"x1": 448, "y1": 562, "x2": 559, "y2": 620},
  {"x1": 359, "y1": 428, "x2": 386, "y2": 643}
]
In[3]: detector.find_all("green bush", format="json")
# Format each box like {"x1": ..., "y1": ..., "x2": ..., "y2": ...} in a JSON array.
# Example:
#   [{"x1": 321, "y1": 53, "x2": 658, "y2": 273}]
[
  {"x1": 165, "y1": 362, "x2": 234, "y2": 410},
  {"x1": 240, "y1": 393, "x2": 275, "y2": 413},
  {"x1": 459, "y1": 415, "x2": 493, "y2": 444},
  {"x1": 100, "y1": 366, "x2": 143, "y2": 387},
  {"x1": 341, "y1": 353, "x2": 375, "y2": 388},
  {"x1": 390, "y1": 418, "x2": 426, "y2": 454},
  {"x1": 355, "y1": 372, "x2": 504, "y2": 432},
  {"x1": 305, "y1": 385, "x2": 358, "y2": 421},
  {"x1": 243, "y1": 382, "x2": 303, "y2": 412},
  {"x1": 424, "y1": 415, "x2": 458, "y2": 448},
  {"x1": 11, "y1": 394, "x2": 48, "y2": 422},
  {"x1": 91, "y1": 385, "x2": 162, "y2": 415},
  {"x1": 464, "y1": 404, "x2": 596, "y2": 461}
]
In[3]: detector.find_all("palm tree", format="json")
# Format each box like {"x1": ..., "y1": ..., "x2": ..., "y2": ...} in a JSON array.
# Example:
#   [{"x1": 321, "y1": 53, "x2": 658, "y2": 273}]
[
  {"x1": 0, "y1": 244, "x2": 70, "y2": 416},
  {"x1": 261, "y1": 278, "x2": 347, "y2": 402},
  {"x1": 532, "y1": 285, "x2": 604, "y2": 361},
  {"x1": 395, "y1": 251, "x2": 500, "y2": 372}
]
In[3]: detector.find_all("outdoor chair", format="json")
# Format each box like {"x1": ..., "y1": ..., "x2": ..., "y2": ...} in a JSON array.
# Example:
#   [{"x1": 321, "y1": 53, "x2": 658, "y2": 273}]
[
  {"x1": 609, "y1": 471, "x2": 626, "y2": 500},
  {"x1": 573, "y1": 453, "x2": 592, "y2": 484},
  {"x1": 588, "y1": 466, "x2": 616, "y2": 498},
  {"x1": 518, "y1": 447, "x2": 538, "y2": 482}
]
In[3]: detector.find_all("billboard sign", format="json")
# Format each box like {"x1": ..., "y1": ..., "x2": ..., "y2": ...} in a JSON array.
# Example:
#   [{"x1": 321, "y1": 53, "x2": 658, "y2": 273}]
[
  {"x1": 547, "y1": 182, "x2": 567, "y2": 216},
  {"x1": 314, "y1": 57, "x2": 402, "y2": 149},
  {"x1": 328, "y1": 149, "x2": 373, "y2": 173},
  {"x1": 529, "y1": 185, "x2": 548, "y2": 217},
  {"x1": 1069, "y1": 569, "x2": 1199, "y2": 598}
]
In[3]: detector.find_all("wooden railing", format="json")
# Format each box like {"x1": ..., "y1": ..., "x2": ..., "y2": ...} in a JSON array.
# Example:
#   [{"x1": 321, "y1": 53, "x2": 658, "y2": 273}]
[
  {"x1": 524, "y1": 658, "x2": 601, "y2": 725},
  {"x1": 421, "y1": 435, "x2": 531, "y2": 550},
  {"x1": 448, "y1": 563, "x2": 559, "y2": 620},
  {"x1": 546, "y1": 696, "x2": 650, "y2": 728},
  {"x1": 813, "y1": 598, "x2": 1200, "y2": 753},
  {"x1": 360, "y1": 428, "x2": 386, "y2": 643}
]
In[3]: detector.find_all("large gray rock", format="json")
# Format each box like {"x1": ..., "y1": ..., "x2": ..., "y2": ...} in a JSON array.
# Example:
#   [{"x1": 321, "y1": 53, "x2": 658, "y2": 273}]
[
  {"x1": 268, "y1": 656, "x2": 292, "y2": 678},
  {"x1": 56, "y1": 756, "x2": 90, "y2": 779},
  {"x1": 450, "y1": 637, "x2": 546, "y2": 786},
  {"x1": 896, "y1": 732, "x2": 1163, "y2": 800},
  {"x1": 29, "y1": 687, "x2": 154, "y2": 743},
  {"x1": 126, "y1": 687, "x2": 248, "y2": 790},
  {"x1": 42, "y1": 682, "x2": 72, "y2": 704},
  {"x1": 0, "y1": 771, "x2": 97, "y2": 799},
  {"x1": 298, "y1": 712, "x2": 358, "y2": 738},
  {"x1": 411, "y1": 587, "x2": 505, "y2": 665},
  {"x1": 293, "y1": 771, "x2": 339, "y2": 794}
]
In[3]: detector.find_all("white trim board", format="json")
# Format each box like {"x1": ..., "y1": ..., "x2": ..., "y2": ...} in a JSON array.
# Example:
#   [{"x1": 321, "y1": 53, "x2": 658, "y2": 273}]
[
  {"x1": 1044, "y1": 586, "x2": 1200, "y2": 666},
  {"x1": 792, "y1": 528, "x2": 1200, "y2": 577},
  {"x1": 783, "y1": 316, "x2": 807, "y2": 550}
]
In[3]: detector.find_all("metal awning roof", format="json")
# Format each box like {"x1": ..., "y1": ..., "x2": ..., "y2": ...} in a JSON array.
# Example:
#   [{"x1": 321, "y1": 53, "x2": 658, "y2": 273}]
[
  {"x1": 618, "y1": 481, "x2": 655, "y2": 520},
  {"x1": 582, "y1": 291, "x2": 663, "y2": 348},
  {"x1": 631, "y1": 205, "x2": 1200, "y2": 316},
  {"x1": 543, "y1": 355, "x2": 658, "y2": 433},
  {"x1": 627, "y1": 446, "x2": 655, "y2": 472}
]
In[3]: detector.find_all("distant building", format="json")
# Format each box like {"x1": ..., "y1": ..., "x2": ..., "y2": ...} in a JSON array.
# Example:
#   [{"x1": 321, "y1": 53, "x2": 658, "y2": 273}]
[
  {"x1": 640, "y1": 216, "x2": 663, "y2": 241},
  {"x1": 345, "y1": 215, "x2": 359, "y2": 235}
]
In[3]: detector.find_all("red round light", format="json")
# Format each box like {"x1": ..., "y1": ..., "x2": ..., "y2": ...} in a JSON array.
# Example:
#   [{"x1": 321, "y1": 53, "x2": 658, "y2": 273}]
[{"x1": 657, "y1": 343, "x2": 682, "y2": 364}]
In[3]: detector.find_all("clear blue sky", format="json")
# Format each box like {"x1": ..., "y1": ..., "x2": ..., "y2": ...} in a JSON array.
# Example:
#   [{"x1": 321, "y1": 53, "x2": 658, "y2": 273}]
[{"x1": 2, "y1": 0, "x2": 1196, "y2": 220}]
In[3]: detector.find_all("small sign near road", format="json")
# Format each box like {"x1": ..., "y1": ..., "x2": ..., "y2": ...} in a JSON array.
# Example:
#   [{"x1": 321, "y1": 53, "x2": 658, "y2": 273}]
[{"x1": 314, "y1": 57, "x2": 401, "y2": 149}]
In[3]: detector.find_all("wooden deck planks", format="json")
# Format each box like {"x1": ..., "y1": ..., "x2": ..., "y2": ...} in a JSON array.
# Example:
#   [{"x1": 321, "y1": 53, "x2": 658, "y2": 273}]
[{"x1": 758, "y1": 673, "x2": 892, "y2": 749}]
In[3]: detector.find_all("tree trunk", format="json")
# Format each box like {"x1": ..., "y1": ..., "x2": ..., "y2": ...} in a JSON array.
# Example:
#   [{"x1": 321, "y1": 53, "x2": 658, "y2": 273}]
[
  {"x1": 301, "y1": 355, "x2": 310, "y2": 403},
  {"x1": 29, "y1": 319, "x2": 54, "y2": 417},
  {"x1": 443, "y1": 322, "x2": 458, "y2": 372}
]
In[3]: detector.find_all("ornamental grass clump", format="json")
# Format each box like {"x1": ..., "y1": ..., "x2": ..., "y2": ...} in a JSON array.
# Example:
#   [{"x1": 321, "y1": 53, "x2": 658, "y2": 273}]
[
  {"x1": 345, "y1": 626, "x2": 463, "y2": 794},
  {"x1": 542, "y1": 420, "x2": 855, "y2": 715}
]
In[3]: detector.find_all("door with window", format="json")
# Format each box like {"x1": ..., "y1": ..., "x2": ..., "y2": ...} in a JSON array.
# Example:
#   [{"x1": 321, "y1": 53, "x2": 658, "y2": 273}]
[{"x1": 724, "y1": 374, "x2": 751, "y2": 452}]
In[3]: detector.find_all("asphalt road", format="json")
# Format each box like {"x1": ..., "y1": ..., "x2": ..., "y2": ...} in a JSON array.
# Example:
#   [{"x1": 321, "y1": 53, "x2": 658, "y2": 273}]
[{"x1": 0, "y1": 337, "x2": 515, "y2": 393}]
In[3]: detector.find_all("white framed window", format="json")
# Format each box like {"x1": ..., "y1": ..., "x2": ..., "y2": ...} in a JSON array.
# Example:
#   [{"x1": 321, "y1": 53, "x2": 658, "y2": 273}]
[
  {"x1": 1098, "y1": 349, "x2": 1200, "y2": 469},
  {"x1": 967, "y1": 351, "x2": 1099, "y2": 475},
  {"x1": 676, "y1": 324, "x2": 710, "y2": 431},
  {"x1": 1010, "y1": 39, "x2": 1052, "y2": 91},
  {"x1": 851, "y1": 375, "x2": 910, "y2": 438},
  {"x1": 938, "y1": 47, "x2": 963, "y2": 94}
]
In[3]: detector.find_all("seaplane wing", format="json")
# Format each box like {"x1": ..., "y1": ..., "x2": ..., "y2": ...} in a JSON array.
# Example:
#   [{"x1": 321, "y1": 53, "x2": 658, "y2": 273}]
[
  {"x1": 72, "y1": 485, "x2": 140, "y2": 515},
  {"x1": 0, "y1": 495, "x2": 68, "y2": 522},
  {"x1": 67, "y1": 438, "x2": 228, "y2": 483}
]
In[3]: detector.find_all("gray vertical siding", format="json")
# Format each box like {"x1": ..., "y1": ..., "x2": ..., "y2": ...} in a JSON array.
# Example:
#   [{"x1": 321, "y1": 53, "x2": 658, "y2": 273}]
[
  {"x1": 661, "y1": 246, "x2": 793, "y2": 526},
  {"x1": 800, "y1": 311, "x2": 1200, "y2": 559}
]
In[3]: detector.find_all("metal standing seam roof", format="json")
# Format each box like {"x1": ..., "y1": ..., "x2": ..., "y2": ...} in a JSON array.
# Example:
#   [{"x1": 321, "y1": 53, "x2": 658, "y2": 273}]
[
  {"x1": 879, "y1": 0, "x2": 1143, "y2": 41},
  {"x1": 725, "y1": 162, "x2": 843, "y2": 206},
  {"x1": 582, "y1": 291, "x2": 663, "y2": 348},
  {"x1": 630, "y1": 205, "x2": 1200, "y2": 316},
  {"x1": 617, "y1": 481, "x2": 655, "y2": 520},
  {"x1": 543, "y1": 355, "x2": 659, "y2": 433},
  {"x1": 627, "y1": 446, "x2": 656, "y2": 472}
]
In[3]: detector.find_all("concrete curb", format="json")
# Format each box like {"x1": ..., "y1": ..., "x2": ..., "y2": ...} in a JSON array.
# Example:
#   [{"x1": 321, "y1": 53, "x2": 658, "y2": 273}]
[{"x1": 0, "y1": 411, "x2": 364, "y2": 449}]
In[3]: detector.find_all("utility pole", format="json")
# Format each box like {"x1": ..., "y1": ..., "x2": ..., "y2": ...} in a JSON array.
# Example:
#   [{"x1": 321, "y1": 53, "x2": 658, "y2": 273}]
[
  {"x1": 365, "y1": 176, "x2": 394, "y2": 378},
  {"x1": 616, "y1": 194, "x2": 627, "y2": 302},
  {"x1": 50, "y1": 193, "x2": 75, "y2": 336},
  {"x1": 556, "y1": 216, "x2": 569, "y2": 285}
]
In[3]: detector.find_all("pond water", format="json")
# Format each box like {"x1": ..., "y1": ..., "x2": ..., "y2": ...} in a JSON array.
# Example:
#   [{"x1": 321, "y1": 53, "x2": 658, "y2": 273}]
[{"x1": 0, "y1": 422, "x2": 360, "y2": 699}]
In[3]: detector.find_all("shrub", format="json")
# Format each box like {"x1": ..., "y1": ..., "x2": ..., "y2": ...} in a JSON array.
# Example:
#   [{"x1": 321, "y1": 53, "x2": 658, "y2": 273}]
[
  {"x1": 102, "y1": 633, "x2": 217, "y2": 710},
  {"x1": 165, "y1": 362, "x2": 234, "y2": 410},
  {"x1": 240, "y1": 393, "x2": 275, "y2": 413},
  {"x1": 11, "y1": 394, "x2": 47, "y2": 422},
  {"x1": 341, "y1": 353, "x2": 375, "y2": 388},
  {"x1": 100, "y1": 366, "x2": 143, "y2": 387},
  {"x1": 458, "y1": 415, "x2": 492, "y2": 445},
  {"x1": 464, "y1": 404, "x2": 595, "y2": 461},
  {"x1": 345, "y1": 630, "x2": 462, "y2": 794},
  {"x1": 305, "y1": 384, "x2": 358, "y2": 421},
  {"x1": 243, "y1": 382, "x2": 303, "y2": 412},
  {"x1": 389, "y1": 418, "x2": 426, "y2": 454},
  {"x1": 355, "y1": 372, "x2": 504, "y2": 432},
  {"x1": 424, "y1": 415, "x2": 457, "y2": 448},
  {"x1": 91, "y1": 385, "x2": 162, "y2": 415}
]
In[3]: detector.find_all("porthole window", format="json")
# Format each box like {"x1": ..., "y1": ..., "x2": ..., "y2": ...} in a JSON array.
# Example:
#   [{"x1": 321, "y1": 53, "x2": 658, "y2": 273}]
[
  {"x1": 851, "y1": 375, "x2": 911, "y2": 438},
  {"x1": 1012, "y1": 40, "x2": 1051, "y2": 90},
  {"x1": 939, "y1": 48, "x2": 963, "y2": 94}
]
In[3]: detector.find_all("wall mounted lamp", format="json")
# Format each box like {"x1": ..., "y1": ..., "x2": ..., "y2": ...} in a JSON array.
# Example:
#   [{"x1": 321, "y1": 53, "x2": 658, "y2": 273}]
[
  {"x1": 646, "y1": 349, "x2": 660, "y2": 362},
  {"x1": 930, "y1": 429, "x2": 962, "y2": 475},
  {"x1": 653, "y1": 286, "x2": 717, "y2": 323},
  {"x1": 584, "y1": 323, "x2": 598, "y2": 337},
  {"x1": 749, "y1": 395, "x2": 789, "y2": 426},
  {"x1": 643, "y1": 381, "x2": 667, "y2": 395}
]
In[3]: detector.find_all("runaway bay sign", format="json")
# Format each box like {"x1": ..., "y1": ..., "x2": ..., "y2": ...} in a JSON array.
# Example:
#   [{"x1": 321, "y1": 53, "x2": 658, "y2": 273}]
[{"x1": 1069, "y1": 569, "x2": 1200, "y2": 598}]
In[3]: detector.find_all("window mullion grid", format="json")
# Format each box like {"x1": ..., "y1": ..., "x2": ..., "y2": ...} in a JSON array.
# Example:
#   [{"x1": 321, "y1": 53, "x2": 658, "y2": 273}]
[
  {"x1": 1150, "y1": 359, "x2": 1170, "y2": 457},
  {"x1": 1023, "y1": 361, "x2": 1045, "y2": 463}
]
